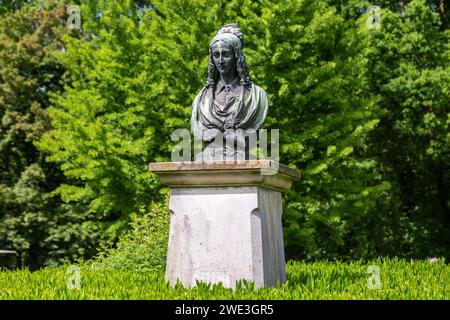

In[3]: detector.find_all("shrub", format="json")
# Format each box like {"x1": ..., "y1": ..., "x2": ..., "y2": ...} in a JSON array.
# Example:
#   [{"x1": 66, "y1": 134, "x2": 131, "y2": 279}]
[{"x1": 91, "y1": 202, "x2": 170, "y2": 271}]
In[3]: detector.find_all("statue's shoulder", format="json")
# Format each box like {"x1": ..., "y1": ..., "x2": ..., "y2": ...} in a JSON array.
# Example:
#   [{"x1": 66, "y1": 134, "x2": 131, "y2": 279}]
[
  {"x1": 193, "y1": 86, "x2": 208, "y2": 104},
  {"x1": 251, "y1": 82, "x2": 267, "y2": 92},
  {"x1": 195, "y1": 86, "x2": 207, "y2": 96},
  {"x1": 250, "y1": 83, "x2": 268, "y2": 99}
]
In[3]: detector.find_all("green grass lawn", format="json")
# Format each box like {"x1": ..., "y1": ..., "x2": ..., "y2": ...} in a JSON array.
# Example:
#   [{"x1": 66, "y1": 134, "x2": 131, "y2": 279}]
[{"x1": 0, "y1": 258, "x2": 448, "y2": 299}]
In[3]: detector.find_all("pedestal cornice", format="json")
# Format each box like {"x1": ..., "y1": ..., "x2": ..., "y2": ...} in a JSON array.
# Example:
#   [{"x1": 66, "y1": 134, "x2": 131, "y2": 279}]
[{"x1": 149, "y1": 160, "x2": 300, "y2": 192}]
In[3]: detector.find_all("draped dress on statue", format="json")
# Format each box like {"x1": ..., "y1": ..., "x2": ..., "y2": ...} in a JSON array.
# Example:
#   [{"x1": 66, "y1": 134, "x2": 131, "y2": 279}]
[{"x1": 191, "y1": 78, "x2": 268, "y2": 161}]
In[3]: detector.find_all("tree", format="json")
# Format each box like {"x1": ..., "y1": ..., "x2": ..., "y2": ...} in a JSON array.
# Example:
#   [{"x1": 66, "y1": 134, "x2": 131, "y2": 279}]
[
  {"x1": 362, "y1": 0, "x2": 450, "y2": 258},
  {"x1": 38, "y1": 0, "x2": 390, "y2": 261},
  {"x1": 324, "y1": 0, "x2": 450, "y2": 259},
  {"x1": 0, "y1": 0, "x2": 100, "y2": 268}
]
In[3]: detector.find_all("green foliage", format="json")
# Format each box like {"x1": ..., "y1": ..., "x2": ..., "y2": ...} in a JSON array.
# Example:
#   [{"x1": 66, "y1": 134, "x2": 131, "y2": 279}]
[
  {"x1": 0, "y1": 258, "x2": 448, "y2": 299},
  {"x1": 91, "y1": 202, "x2": 170, "y2": 271},
  {"x1": 0, "y1": 0, "x2": 28, "y2": 15},
  {"x1": 1, "y1": 0, "x2": 448, "y2": 266},
  {"x1": 37, "y1": 0, "x2": 172, "y2": 239},
  {"x1": 356, "y1": 0, "x2": 450, "y2": 258},
  {"x1": 0, "y1": 0, "x2": 101, "y2": 268},
  {"x1": 36, "y1": 0, "x2": 387, "y2": 263},
  {"x1": 249, "y1": 0, "x2": 388, "y2": 260}
]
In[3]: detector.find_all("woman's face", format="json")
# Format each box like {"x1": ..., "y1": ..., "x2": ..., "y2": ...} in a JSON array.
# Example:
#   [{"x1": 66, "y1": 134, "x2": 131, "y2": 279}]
[{"x1": 210, "y1": 41, "x2": 236, "y2": 76}]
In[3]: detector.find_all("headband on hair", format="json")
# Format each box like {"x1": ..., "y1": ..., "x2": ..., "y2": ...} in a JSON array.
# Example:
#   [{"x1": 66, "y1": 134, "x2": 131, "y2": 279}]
[{"x1": 209, "y1": 23, "x2": 244, "y2": 52}]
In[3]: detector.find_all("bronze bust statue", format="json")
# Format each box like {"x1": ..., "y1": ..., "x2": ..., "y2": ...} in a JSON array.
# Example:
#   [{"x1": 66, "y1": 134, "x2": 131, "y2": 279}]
[{"x1": 190, "y1": 23, "x2": 268, "y2": 161}]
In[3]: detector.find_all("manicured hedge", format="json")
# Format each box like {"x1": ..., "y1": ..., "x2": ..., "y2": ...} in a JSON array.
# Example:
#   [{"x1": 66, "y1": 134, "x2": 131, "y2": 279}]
[{"x1": 0, "y1": 258, "x2": 448, "y2": 299}]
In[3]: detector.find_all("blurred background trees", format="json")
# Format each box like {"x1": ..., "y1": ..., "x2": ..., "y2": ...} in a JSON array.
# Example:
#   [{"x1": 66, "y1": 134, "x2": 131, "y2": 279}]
[
  {"x1": 1, "y1": 0, "x2": 448, "y2": 268},
  {"x1": 0, "y1": 0, "x2": 101, "y2": 268}
]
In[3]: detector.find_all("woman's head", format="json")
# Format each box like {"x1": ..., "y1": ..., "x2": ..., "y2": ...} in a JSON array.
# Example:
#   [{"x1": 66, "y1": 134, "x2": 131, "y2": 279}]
[
  {"x1": 210, "y1": 41, "x2": 236, "y2": 77},
  {"x1": 206, "y1": 23, "x2": 251, "y2": 88}
]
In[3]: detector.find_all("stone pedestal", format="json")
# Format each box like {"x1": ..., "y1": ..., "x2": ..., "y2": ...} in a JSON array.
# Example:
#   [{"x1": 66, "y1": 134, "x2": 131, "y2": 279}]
[{"x1": 149, "y1": 160, "x2": 299, "y2": 289}]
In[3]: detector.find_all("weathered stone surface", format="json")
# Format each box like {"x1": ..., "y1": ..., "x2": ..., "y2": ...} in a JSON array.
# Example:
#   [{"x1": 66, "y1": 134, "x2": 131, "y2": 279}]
[
  {"x1": 149, "y1": 160, "x2": 299, "y2": 192},
  {"x1": 165, "y1": 186, "x2": 285, "y2": 289},
  {"x1": 149, "y1": 160, "x2": 299, "y2": 289}
]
